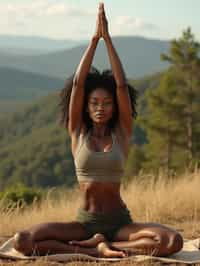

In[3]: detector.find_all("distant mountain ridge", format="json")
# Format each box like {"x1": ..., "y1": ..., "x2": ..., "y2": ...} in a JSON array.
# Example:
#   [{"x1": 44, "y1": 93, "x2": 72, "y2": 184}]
[
  {"x1": 0, "y1": 67, "x2": 63, "y2": 100},
  {"x1": 0, "y1": 35, "x2": 170, "y2": 79},
  {"x1": 0, "y1": 34, "x2": 87, "y2": 53},
  {"x1": 0, "y1": 65, "x2": 162, "y2": 115}
]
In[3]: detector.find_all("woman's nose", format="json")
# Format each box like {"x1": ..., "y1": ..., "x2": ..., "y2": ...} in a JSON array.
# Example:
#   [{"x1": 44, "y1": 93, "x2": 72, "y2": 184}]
[{"x1": 96, "y1": 104, "x2": 104, "y2": 110}]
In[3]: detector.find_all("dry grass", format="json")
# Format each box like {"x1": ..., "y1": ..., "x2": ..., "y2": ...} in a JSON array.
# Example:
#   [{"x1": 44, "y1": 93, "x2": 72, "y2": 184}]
[
  {"x1": 0, "y1": 260, "x2": 162, "y2": 266},
  {"x1": 1, "y1": 168, "x2": 200, "y2": 265}
]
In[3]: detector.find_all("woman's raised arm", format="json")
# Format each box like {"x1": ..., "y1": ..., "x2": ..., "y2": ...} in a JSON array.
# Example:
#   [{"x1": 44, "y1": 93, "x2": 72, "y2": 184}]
[
  {"x1": 100, "y1": 3, "x2": 133, "y2": 137},
  {"x1": 68, "y1": 4, "x2": 102, "y2": 137}
]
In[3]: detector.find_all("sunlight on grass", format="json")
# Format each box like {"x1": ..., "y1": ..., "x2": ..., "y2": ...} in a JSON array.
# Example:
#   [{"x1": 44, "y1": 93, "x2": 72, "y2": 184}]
[
  {"x1": 1, "y1": 168, "x2": 200, "y2": 237},
  {"x1": 0, "y1": 169, "x2": 200, "y2": 265}
]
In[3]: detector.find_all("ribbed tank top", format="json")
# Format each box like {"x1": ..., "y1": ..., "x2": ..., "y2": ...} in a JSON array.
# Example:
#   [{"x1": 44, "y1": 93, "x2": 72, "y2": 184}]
[{"x1": 74, "y1": 131, "x2": 126, "y2": 182}]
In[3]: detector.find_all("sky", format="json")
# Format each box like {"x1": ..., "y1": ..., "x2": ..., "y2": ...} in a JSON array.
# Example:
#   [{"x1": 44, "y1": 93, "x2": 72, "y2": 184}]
[{"x1": 0, "y1": 0, "x2": 199, "y2": 41}]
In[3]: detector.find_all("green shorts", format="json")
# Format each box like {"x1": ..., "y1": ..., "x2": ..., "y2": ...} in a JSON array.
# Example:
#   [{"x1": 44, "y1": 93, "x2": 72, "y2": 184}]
[{"x1": 76, "y1": 207, "x2": 133, "y2": 241}]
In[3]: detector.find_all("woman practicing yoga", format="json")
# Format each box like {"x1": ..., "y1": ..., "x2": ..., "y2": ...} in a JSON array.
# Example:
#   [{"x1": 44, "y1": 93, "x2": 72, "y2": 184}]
[{"x1": 13, "y1": 2, "x2": 183, "y2": 258}]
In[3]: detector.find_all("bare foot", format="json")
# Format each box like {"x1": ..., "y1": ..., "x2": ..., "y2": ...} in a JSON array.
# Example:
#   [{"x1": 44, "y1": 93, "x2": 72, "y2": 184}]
[
  {"x1": 97, "y1": 242, "x2": 127, "y2": 258},
  {"x1": 13, "y1": 231, "x2": 33, "y2": 255},
  {"x1": 69, "y1": 233, "x2": 106, "y2": 248}
]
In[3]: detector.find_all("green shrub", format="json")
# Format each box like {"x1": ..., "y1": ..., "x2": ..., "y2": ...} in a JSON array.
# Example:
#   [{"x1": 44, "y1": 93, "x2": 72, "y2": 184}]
[{"x1": 0, "y1": 182, "x2": 42, "y2": 209}]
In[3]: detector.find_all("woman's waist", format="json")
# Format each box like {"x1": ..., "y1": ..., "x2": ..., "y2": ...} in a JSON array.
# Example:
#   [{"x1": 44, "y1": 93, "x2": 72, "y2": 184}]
[
  {"x1": 79, "y1": 183, "x2": 126, "y2": 213},
  {"x1": 76, "y1": 204, "x2": 131, "y2": 224},
  {"x1": 80, "y1": 200, "x2": 127, "y2": 213}
]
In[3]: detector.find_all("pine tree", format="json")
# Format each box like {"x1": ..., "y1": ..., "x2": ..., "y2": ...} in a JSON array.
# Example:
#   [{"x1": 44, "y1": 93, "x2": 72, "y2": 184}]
[
  {"x1": 140, "y1": 28, "x2": 200, "y2": 175},
  {"x1": 161, "y1": 27, "x2": 200, "y2": 163}
]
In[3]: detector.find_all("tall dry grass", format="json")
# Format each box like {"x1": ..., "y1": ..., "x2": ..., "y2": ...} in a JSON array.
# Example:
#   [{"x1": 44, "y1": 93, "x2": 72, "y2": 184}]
[
  {"x1": 1, "y1": 168, "x2": 200, "y2": 237},
  {"x1": 123, "y1": 167, "x2": 200, "y2": 226},
  {"x1": 0, "y1": 169, "x2": 200, "y2": 265}
]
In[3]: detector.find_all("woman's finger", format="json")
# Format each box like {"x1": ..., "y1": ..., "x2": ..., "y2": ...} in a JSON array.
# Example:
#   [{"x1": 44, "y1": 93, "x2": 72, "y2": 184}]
[
  {"x1": 99, "y1": 2, "x2": 104, "y2": 8},
  {"x1": 99, "y1": 2, "x2": 103, "y2": 13},
  {"x1": 100, "y1": 11, "x2": 107, "y2": 25},
  {"x1": 100, "y1": 12, "x2": 103, "y2": 30},
  {"x1": 99, "y1": 2, "x2": 105, "y2": 14},
  {"x1": 101, "y1": 6, "x2": 106, "y2": 20},
  {"x1": 101, "y1": 3, "x2": 106, "y2": 14}
]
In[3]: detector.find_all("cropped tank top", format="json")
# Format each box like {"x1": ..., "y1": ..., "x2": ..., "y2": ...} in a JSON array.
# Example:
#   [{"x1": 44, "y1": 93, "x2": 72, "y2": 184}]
[{"x1": 74, "y1": 131, "x2": 126, "y2": 182}]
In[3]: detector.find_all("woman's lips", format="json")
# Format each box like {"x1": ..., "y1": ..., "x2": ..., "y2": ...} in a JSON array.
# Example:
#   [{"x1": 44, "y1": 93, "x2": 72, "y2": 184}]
[{"x1": 95, "y1": 113, "x2": 105, "y2": 118}]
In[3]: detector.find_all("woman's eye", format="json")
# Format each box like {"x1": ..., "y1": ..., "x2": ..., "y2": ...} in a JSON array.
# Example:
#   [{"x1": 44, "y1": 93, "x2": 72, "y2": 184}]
[{"x1": 89, "y1": 102, "x2": 112, "y2": 107}]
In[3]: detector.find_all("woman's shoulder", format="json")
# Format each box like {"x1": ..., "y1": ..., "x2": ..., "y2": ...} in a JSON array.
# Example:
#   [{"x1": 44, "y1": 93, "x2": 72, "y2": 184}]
[
  {"x1": 113, "y1": 123, "x2": 132, "y2": 140},
  {"x1": 70, "y1": 124, "x2": 88, "y2": 157},
  {"x1": 113, "y1": 124, "x2": 132, "y2": 157}
]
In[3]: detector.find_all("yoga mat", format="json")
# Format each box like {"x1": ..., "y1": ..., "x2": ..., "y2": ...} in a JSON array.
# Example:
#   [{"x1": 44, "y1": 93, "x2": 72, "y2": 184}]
[{"x1": 0, "y1": 237, "x2": 200, "y2": 264}]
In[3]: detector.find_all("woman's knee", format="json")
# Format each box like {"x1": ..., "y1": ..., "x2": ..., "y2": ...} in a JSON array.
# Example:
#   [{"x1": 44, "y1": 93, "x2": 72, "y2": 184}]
[
  {"x1": 168, "y1": 232, "x2": 183, "y2": 254},
  {"x1": 148, "y1": 231, "x2": 183, "y2": 257},
  {"x1": 13, "y1": 230, "x2": 33, "y2": 255},
  {"x1": 157, "y1": 232, "x2": 183, "y2": 256}
]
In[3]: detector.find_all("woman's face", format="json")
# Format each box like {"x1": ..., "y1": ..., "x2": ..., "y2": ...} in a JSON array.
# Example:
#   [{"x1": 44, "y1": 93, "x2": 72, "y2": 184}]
[{"x1": 87, "y1": 88, "x2": 114, "y2": 124}]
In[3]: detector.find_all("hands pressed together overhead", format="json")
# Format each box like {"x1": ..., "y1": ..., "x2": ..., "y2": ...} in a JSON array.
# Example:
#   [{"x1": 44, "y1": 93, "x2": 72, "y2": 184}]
[{"x1": 94, "y1": 2, "x2": 110, "y2": 40}]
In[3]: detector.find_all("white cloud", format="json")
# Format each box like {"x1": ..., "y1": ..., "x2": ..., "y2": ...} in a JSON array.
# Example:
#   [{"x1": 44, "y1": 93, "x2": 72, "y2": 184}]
[
  {"x1": 46, "y1": 4, "x2": 94, "y2": 17},
  {"x1": 111, "y1": 15, "x2": 158, "y2": 36},
  {"x1": 0, "y1": 0, "x2": 96, "y2": 38},
  {"x1": 0, "y1": 0, "x2": 95, "y2": 19},
  {"x1": 0, "y1": 1, "x2": 160, "y2": 39}
]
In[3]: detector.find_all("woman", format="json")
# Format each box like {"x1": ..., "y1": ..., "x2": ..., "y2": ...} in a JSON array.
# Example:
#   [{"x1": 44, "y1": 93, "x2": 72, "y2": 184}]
[{"x1": 13, "y1": 2, "x2": 183, "y2": 258}]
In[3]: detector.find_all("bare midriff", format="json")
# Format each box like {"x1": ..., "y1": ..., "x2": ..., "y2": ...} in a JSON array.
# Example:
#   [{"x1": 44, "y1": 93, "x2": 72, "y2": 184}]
[{"x1": 79, "y1": 181, "x2": 127, "y2": 213}]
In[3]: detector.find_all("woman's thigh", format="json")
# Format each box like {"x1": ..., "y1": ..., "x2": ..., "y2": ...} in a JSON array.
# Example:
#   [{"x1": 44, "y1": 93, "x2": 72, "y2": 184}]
[
  {"x1": 112, "y1": 221, "x2": 179, "y2": 242},
  {"x1": 26, "y1": 221, "x2": 90, "y2": 243}
]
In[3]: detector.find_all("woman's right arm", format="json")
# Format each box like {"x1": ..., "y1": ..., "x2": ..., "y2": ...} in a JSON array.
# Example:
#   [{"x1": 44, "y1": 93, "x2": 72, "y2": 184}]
[{"x1": 68, "y1": 5, "x2": 101, "y2": 137}]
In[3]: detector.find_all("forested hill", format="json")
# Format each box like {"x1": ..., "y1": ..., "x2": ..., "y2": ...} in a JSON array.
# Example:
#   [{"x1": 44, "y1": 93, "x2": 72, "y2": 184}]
[
  {"x1": 0, "y1": 36, "x2": 170, "y2": 79},
  {"x1": 0, "y1": 91, "x2": 74, "y2": 190},
  {"x1": 0, "y1": 72, "x2": 163, "y2": 190},
  {"x1": 1, "y1": 28, "x2": 198, "y2": 191},
  {"x1": 0, "y1": 67, "x2": 64, "y2": 100}
]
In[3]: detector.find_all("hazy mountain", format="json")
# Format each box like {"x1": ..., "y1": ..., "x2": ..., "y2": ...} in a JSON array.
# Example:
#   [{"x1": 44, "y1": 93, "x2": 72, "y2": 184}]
[
  {"x1": 0, "y1": 67, "x2": 163, "y2": 113},
  {"x1": 0, "y1": 36, "x2": 170, "y2": 79},
  {"x1": 0, "y1": 34, "x2": 87, "y2": 54},
  {"x1": 0, "y1": 67, "x2": 63, "y2": 100},
  {"x1": 0, "y1": 47, "x2": 48, "y2": 55}
]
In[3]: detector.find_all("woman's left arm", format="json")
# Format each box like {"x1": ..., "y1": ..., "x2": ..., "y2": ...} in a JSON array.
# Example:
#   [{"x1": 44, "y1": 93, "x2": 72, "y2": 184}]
[{"x1": 100, "y1": 3, "x2": 132, "y2": 136}]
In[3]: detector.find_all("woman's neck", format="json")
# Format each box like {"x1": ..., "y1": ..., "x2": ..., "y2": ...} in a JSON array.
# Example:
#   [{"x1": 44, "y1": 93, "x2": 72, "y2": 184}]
[{"x1": 91, "y1": 124, "x2": 111, "y2": 138}]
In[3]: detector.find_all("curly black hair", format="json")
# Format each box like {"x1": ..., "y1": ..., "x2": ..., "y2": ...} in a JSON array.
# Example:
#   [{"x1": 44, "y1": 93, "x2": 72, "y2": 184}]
[{"x1": 58, "y1": 66, "x2": 138, "y2": 131}]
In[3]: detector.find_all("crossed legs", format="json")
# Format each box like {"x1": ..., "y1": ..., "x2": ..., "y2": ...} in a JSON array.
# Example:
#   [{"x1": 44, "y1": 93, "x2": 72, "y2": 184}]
[
  {"x1": 13, "y1": 220, "x2": 183, "y2": 258},
  {"x1": 13, "y1": 222, "x2": 126, "y2": 258}
]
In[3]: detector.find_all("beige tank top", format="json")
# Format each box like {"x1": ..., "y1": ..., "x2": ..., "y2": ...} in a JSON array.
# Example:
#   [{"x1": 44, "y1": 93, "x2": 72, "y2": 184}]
[{"x1": 74, "y1": 130, "x2": 126, "y2": 182}]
